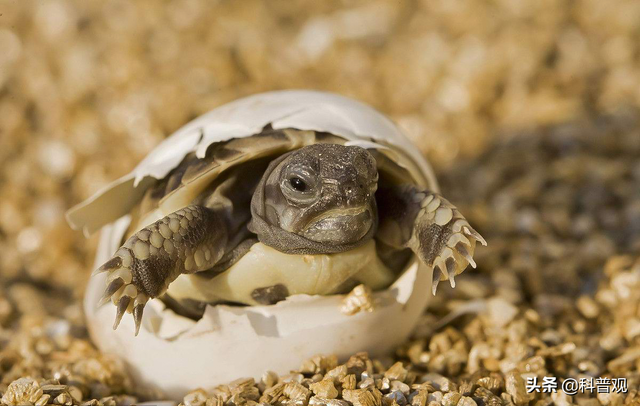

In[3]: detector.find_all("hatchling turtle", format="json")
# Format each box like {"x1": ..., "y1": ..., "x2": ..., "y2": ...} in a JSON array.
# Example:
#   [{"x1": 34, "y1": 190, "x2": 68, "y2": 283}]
[{"x1": 68, "y1": 91, "x2": 485, "y2": 337}]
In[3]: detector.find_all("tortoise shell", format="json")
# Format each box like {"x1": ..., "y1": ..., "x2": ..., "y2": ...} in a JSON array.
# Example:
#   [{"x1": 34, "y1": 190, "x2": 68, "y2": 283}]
[{"x1": 66, "y1": 90, "x2": 437, "y2": 236}]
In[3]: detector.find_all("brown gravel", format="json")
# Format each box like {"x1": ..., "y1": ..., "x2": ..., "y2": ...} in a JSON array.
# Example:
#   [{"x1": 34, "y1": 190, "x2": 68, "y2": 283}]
[{"x1": 1, "y1": 1, "x2": 640, "y2": 405}]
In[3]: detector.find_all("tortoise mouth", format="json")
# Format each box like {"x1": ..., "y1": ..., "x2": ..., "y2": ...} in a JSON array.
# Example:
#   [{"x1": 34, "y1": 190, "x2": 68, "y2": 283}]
[{"x1": 301, "y1": 206, "x2": 373, "y2": 244}]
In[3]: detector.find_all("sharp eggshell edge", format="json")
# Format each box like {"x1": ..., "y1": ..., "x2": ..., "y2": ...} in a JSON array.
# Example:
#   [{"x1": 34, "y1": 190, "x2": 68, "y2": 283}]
[
  {"x1": 85, "y1": 215, "x2": 433, "y2": 401},
  {"x1": 67, "y1": 90, "x2": 438, "y2": 235},
  {"x1": 78, "y1": 90, "x2": 437, "y2": 400}
]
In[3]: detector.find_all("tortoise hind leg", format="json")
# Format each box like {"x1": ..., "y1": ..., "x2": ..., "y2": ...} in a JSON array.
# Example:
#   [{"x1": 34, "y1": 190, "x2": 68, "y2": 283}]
[
  {"x1": 376, "y1": 185, "x2": 486, "y2": 294},
  {"x1": 95, "y1": 205, "x2": 229, "y2": 335}
]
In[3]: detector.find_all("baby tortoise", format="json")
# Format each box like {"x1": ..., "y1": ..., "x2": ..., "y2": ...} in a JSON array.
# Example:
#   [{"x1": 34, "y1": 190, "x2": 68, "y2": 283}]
[{"x1": 94, "y1": 128, "x2": 485, "y2": 334}]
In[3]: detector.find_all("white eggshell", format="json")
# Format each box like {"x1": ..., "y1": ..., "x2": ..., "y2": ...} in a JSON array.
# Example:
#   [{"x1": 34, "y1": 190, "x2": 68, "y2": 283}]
[
  {"x1": 87, "y1": 216, "x2": 432, "y2": 400},
  {"x1": 77, "y1": 91, "x2": 437, "y2": 401},
  {"x1": 67, "y1": 90, "x2": 438, "y2": 236}
]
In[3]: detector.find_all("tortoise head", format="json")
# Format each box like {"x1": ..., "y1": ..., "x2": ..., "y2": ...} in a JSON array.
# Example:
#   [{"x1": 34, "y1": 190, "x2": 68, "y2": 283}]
[{"x1": 255, "y1": 144, "x2": 379, "y2": 248}]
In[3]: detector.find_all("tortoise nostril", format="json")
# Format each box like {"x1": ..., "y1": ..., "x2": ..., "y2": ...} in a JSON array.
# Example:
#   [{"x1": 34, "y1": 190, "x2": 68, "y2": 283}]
[{"x1": 343, "y1": 184, "x2": 355, "y2": 194}]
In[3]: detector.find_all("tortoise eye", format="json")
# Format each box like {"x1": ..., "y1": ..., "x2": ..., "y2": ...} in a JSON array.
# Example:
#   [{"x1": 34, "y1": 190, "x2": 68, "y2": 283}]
[{"x1": 289, "y1": 177, "x2": 307, "y2": 192}]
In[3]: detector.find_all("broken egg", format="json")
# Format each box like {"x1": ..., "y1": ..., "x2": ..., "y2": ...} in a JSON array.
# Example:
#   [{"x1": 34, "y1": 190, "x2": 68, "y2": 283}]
[{"x1": 71, "y1": 91, "x2": 437, "y2": 400}]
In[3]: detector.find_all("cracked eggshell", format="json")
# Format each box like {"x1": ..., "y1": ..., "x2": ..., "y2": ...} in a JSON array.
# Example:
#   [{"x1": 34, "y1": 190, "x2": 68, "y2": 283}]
[
  {"x1": 67, "y1": 90, "x2": 437, "y2": 235},
  {"x1": 76, "y1": 91, "x2": 436, "y2": 401}
]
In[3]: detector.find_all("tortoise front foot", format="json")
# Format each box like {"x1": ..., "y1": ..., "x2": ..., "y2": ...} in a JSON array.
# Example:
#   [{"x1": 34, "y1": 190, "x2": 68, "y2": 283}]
[
  {"x1": 95, "y1": 247, "x2": 152, "y2": 335},
  {"x1": 410, "y1": 194, "x2": 486, "y2": 295},
  {"x1": 95, "y1": 205, "x2": 228, "y2": 335}
]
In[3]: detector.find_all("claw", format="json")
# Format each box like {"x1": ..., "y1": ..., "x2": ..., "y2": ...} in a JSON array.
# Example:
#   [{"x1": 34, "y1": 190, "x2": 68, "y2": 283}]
[
  {"x1": 113, "y1": 296, "x2": 131, "y2": 330},
  {"x1": 435, "y1": 257, "x2": 449, "y2": 281},
  {"x1": 98, "y1": 278, "x2": 124, "y2": 306},
  {"x1": 94, "y1": 257, "x2": 122, "y2": 275},
  {"x1": 445, "y1": 257, "x2": 456, "y2": 287},
  {"x1": 464, "y1": 226, "x2": 487, "y2": 246},
  {"x1": 133, "y1": 305, "x2": 144, "y2": 336},
  {"x1": 93, "y1": 268, "x2": 107, "y2": 277},
  {"x1": 98, "y1": 295, "x2": 111, "y2": 307},
  {"x1": 456, "y1": 244, "x2": 477, "y2": 268},
  {"x1": 432, "y1": 265, "x2": 442, "y2": 295},
  {"x1": 133, "y1": 294, "x2": 149, "y2": 336}
]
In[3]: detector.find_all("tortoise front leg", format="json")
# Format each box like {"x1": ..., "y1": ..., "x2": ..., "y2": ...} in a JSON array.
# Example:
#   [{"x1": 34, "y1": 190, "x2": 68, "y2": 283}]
[
  {"x1": 377, "y1": 185, "x2": 486, "y2": 294},
  {"x1": 95, "y1": 205, "x2": 228, "y2": 334}
]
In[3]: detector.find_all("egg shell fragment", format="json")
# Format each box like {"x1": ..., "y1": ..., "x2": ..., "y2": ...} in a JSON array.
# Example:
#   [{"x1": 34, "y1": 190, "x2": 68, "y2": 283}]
[
  {"x1": 86, "y1": 216, "x2": 432, "y2": 400},
  {"x1": 67, "y1": 90, "x2": 438, "y2": 236},
  {"x1": 78, "y1": 91, "x2": 437, "y2": 400}
]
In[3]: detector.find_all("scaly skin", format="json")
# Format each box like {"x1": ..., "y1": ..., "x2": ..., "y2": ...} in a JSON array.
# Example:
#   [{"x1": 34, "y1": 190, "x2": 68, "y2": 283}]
[
  {"x1": 96, "y1": 143, "x2": 485, "y2": 335},
  {"x1": 408, "y1": 191, "x2": 486, "y2": 293},
  {"x1": 95, "y1": 205, "x2": 228, "y2": 334},
  {"x1": 376, "y1": 184, "x2": 486, "y2": 294}
]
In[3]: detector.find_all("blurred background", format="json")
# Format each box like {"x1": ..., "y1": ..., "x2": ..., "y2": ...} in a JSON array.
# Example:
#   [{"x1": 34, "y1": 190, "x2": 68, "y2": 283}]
[
  {"x1": 1, "y1": 0, "x2": 640, "y2": 401},
  {"x1": 1, "y1": 0, "x2": 640, "y2": 293},
  {"x1": 0, "y1": 0, "x2": 640, "y2": 312},
  {"x1": 2, "y1": 0, "x2": 640, "y2": 295}
]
